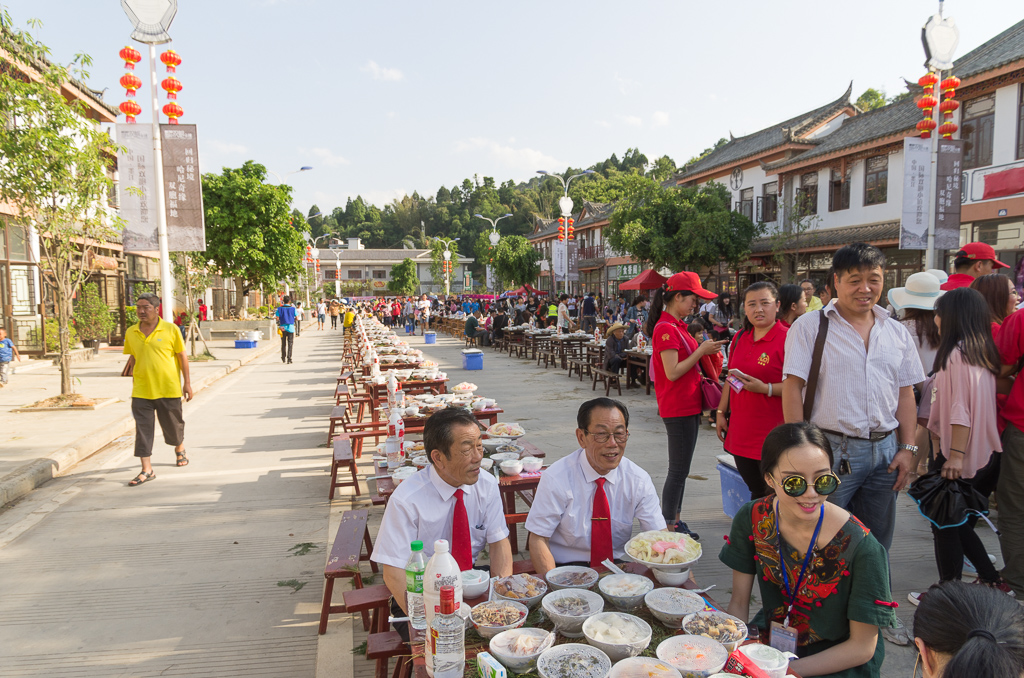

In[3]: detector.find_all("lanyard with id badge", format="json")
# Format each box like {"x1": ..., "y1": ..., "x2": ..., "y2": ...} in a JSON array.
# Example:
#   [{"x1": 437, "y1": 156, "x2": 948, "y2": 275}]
[{"x1": 769, "y1": 501, "x2": 824, "y2": 654}]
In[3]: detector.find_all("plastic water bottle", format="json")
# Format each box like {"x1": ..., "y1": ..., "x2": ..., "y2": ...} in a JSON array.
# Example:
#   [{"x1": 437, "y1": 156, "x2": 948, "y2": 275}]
[
  {"x1": 406, "y1": 540, "x2": 428, "y2": 631},
  {"x1": 423, "y1": 540, "x2": 463, "y2": 677},
  {"x1": 387, "y1": 372, "x2": 398, "y2": 407}
]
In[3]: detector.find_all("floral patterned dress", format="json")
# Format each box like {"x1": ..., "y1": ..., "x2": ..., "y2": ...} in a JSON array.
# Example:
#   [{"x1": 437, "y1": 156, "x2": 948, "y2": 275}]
[{"x1": 719, "y1": 497, "x2": 897, "y2": 678}]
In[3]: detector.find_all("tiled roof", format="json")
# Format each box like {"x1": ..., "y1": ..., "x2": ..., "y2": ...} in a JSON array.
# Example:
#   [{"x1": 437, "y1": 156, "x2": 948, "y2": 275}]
[
  {"x1": 529, "y1": 217, "x2": 559, "y2": 240},
  {"x1": 750, "y1": 221, "x2": 899, "y2": 254},
  {"x1": 575, "y1": 201, "x2": 614, "y2": 227},
  {"x1": 953, "y1": 18, "x2": 1024, "y2": 79},
  {"x1": 326, "y1": 248, "x2": 471, "y2": 263},
  {"x1": 672, "y1": 83, "x2": 853, "y2": 182}
]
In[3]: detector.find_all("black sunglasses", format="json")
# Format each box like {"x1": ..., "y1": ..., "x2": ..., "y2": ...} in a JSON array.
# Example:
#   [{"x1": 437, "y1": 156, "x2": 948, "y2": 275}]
[{"x1": 774, "y1": 473, "x2": 841, "y2": 498}]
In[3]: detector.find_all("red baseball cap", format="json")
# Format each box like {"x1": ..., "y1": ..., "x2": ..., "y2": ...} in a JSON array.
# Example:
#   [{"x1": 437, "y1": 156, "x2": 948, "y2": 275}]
[
  {"x1": 665, "y1": 271, "x2": 717, "y2": 299},
  {"x1": 957, "y1": 242, "x2": 1010, "y2": 268}
]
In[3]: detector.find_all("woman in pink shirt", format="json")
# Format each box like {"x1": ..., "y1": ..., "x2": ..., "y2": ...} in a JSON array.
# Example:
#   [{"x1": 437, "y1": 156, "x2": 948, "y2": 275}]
[{"x1": 912, "y1": 287, "x2": 1008, "y2": 603}]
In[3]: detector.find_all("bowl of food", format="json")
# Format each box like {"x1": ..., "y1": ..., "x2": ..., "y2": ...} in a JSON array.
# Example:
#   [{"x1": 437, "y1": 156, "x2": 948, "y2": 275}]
[
  {"x1": 545, "y1": 566, "x2": 599, "y2": 591},
  {"x1": 453, "y1": 382, "x2": 478, "y2": 393},
  {"x1": 487, "y1": 422, "x2": 526, "y2": 439},
  {"x1": 582, "y1": 612, "x2": 652, "y2": 662},
  {"x1": 479, "y1": 457, "x2": 494, "y2": 472},
  {"x1": 489, "y1": 628, "x2": 555, "y2": 673},
  {"x1": 493, "y1": 574, "x2": 548, "y2": 610},
  {"x1": 411, "y1": 455, "x2": 430, "y2": 469},
  {"x1": 609, "y1": 658, "x2": 682, "y2": 678},
  {"x1": 482, "y1": 437, "x2": 513, "y2": 454},
  {"x1": 521, "y1": 456, "x2": 544, "y2": 473},
  {"x1": 500, "y1": 460, "x2": 524, "y2": 476},
  {"x1": 461, "y1": 569, "x2": 491, "y2": 599},
  {"x1": 681, "y1": 611, "x2": 748, "y2": 653},
  {"x1": 537, "y1": 643, "x2": 611, "y2": 678},
  {"x1": 624, "y1": 530, "x2": 702, "y2": 581},
  {"x1": 655, "y1": 635, "x2": 728, "y2": 678},
  {"x1": 496, "y1": 442, "x2": 525, "y2": 458},
  {"x1": 598, "y1": 573, "x2": 655, "y2": 612},
  {"x1": 391, "y1": 467, "x2": 417, "y2": 485},
  {"x1": 643, "y1": 588, "x2": 706, "y2": 629},
  {"x1": 470, "y1": 600, "x2": 528, "y2": 639},
  {"x1": 489, "y1": 452, "x2": 520, "y2": 464},
  {"x1": 541, "y1": 588, "x2": 604, "y2": 638}
]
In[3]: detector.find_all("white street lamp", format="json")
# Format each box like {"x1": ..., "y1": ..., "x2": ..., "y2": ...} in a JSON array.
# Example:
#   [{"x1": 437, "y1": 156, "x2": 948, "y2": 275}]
[
  {"x1": 436, "y1": 236, "x2": 459, "y2": 297},
  {"x1": 474, "y1": 213, "x2": 512, "y2": 295},
  {"x1": 537, "y1": 170, "x2": 594, "y2": 294},
  {"x1": 266, "y1": 166, "x2": 313, "y2": 184}
]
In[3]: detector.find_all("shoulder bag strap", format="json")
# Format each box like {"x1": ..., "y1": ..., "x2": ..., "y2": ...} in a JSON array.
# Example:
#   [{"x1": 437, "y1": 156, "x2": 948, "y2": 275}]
[{"x1": 803, "y1": 310, "x2": 830, "y2": 422}]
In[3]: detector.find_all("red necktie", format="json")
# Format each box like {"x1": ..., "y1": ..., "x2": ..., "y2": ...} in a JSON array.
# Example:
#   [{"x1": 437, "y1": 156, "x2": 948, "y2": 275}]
[
  {"x1": 451, "y1": 489, "x2": 472, "y2": 571},
  {"x1": 590, "y1": 478, "x2": 613, "y2": 569}
]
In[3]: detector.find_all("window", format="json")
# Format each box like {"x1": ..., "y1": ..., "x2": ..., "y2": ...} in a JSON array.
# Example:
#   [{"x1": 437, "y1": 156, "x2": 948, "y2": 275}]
[
  {"x1": 1017, "y1": 85, "x2": 1024, "y2": 160},
  {"x1": 963, "y1": 94, "x2": 995, "y2": 169},
  {"x1": 372, "y1": 270, "x2": 386, "y2": 279},
  {"x1": 738, "y1": 188, "x2": 753, "y2": 220},
  {"x1": 759, "y1": 182, "x2": 778, "y2": 222},
  {"x1": 864, "y1": 155, "x2": 888, "y2": 205},
  {"x1": 8, "y1": 223, "x2": 28, "y2": 260},
  {"x1": 323, "y1": 269, "x2": 337, "y2": 280},
  {"x1": 796, "y1": 172, "x2": 818, "y2": 216},
  {"x1": 347, "y1": 269, "x2": 362, "y2": 280},
  {"x1": 829, "y1": 167, "x2": 851, "y2": 211}
]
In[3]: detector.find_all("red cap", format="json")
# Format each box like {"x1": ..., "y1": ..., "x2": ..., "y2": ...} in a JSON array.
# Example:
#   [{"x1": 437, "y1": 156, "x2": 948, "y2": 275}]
[
  {"x1": 956, "y1": 242, "x2": 1009, "y2": 268},
  {"x1": 665, "y1": 271, "x2": 717, "y2": 299}
]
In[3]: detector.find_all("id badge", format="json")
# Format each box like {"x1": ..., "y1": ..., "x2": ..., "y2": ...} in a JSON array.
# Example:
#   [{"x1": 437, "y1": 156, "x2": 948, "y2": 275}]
[{"x1": 770, "y1": 621, "x2": 798, "y2": 654}]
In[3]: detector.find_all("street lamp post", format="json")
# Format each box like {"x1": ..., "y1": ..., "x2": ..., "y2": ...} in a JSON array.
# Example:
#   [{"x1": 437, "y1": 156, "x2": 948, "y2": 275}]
[
  {"x1": 266, "y1": 166, "x2": 313, "y2": 184},
  {"x1": 435, "y1": 237, "x2": 460, "y2": 297},
  {"x1": 473, "y1": 213, "x2": 512, "y2": 295},
  {"x1": 537, "y1": 170, "x2": 595, "y2": 294}
]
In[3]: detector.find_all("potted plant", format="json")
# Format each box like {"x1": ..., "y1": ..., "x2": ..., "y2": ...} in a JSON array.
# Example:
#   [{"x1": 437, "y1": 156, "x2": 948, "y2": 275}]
[{"x1": 73, "y1": 283, "x2": 116, "y2": 353}]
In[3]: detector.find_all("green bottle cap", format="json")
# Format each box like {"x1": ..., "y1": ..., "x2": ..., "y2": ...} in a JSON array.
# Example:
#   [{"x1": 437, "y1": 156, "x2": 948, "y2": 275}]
[{"x1": 411, "y1": 540, "x2": 423, "y2": 551}]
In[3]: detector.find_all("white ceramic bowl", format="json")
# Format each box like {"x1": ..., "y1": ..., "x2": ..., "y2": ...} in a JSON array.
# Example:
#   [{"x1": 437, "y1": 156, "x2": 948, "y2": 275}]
[
  {"x1": 482, "y1": 438, "x2": 513, "y2": 453},
  {"x1": 655, "y1": 635, "x2": 728, "y2": 678},
  {"x1": 521, "y1": 456, "x2": 543, "y2": 473},
  {"x1": 545, "y1": 565, "x2": 599, "y2": 591},
  {"x1": 391, "y1": 467, "x2": 417, "y2": 485},
  {"x1": 681, "y1": 611, "x2": 748, "y2": 653},
  {"x1": 479, "y1": 457, "x2": 494, "y2": 472},
  {"x1": 582, "y1": 612, "x2": 652, "y2": 662},
  {"x1": 470, "y1": 600, "x2": 529, "y2": 639},
  {"x1": 411, "y1": 455, "x2": 429, "y2": 468},
  {"x1": 537, "y1": 643, "x2": 611, "y2": 678},
  {"x1": 598, "y1": 573, "x2": 654, "y2": 612},
  {"x1": 541, "y1": 588, "x2": 605, "y2": 638},
  {"x1": 608, "y1": 657, "x2": 682, "y2": 678},
  {"x1": 488, "y1": 628, "x2": 555, "y2": 673},
  {"x1": 623, "y1": 531, "x2": 703, "y2": 574},
  {"x1": 644, "y1": 588, "x2": 706, "y2": 629},
  {"x1": 461, "y1": 569, "x2": 490, "y2": 599},
  {"x1": 493, "y1": 574, "x2": 548, "y2": 610},
  {"x1": 500, "y1": 460, "x2": 524, "y2": 476}
]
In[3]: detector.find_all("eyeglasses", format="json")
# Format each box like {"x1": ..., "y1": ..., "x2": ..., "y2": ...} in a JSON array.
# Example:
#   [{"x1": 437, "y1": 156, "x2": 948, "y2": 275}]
[
  {"x1": 585, "y1": 430, "x2": 629, "y2": 444},
  {"x1": 773, "y1": 473, "x2": 841, "y2": 497}
]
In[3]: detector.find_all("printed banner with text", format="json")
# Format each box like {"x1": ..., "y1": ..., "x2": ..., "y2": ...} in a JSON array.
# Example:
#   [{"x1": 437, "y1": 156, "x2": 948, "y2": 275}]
[
  {"x1": 160, "y1": 124, "x2": 206, "y2": 251},
  {"x1": 116, "y1": 125, "x2": 159, "y2": 253}
]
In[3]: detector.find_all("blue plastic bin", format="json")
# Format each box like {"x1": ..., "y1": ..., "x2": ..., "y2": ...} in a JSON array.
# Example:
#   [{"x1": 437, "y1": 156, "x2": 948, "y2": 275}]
[
  {"x1": 717, "y1": 461, "x2": 751, "y2": 518},
  {"x1": 235, "y1": 340, "x2": 257, "y2": 349},
  {"x1": 462, "y1": 351, "x2": 483, "y2": 370},
  {"x1": 424, "y1": 332, "x2": 436, "y2": 345}
]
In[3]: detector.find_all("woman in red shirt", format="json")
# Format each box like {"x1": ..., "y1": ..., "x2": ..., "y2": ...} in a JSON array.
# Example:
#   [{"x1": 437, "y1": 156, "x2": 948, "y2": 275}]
[
  {"x1": 715, "y1": 281, "x2": 787, "y2": 498},
  {"x1": 970, "y1": 273, "x2": 1019, "y2": 339},
  {"x1": 647, "y1": 271, "x2": 724, "y2": 538}
]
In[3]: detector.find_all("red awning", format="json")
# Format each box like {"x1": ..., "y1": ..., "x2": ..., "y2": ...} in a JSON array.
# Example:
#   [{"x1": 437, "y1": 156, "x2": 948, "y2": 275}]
[
  {"x1": 983, "y1": 167, "x2": 1024, "y2": 200},
  {"x1": 511, "y1": 284, "x2": 549, "y2": 296},
  {"x1": 617, "y1": 268, "x2": 668, "y2": 290}
]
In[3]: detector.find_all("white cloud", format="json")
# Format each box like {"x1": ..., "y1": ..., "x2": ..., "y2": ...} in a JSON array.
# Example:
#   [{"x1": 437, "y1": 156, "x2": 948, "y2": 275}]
[
  {"x1": 594, "y1": 120, "x2": 611, "y2": 129},
  {"x1": 620, "y1": 115, "x2": 643, "y2": 127},
  {"x1": 453, "y1": 137, "x2": 560, "y2": 174},
  {"x1": 302, "y1": 147, "x2": 350, "y2": 167},
  {"x1": 362, "y1": 60, "x2": 403, "y2": 82},
  {"x1": 652, "y1": 111, "x2": 670, "y2": 127},
  {"x1": 208, "y1": 140, "x2": 247, "y2": 154}
]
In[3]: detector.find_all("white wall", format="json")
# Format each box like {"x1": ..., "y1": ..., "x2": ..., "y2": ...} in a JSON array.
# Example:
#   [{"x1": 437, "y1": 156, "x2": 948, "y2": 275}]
[{"x1": 962, "y1": 82, "x2": 1024, "y2": 205}]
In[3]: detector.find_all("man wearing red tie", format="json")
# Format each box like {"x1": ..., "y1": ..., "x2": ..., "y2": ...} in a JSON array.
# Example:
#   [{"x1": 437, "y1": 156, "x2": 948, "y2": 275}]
[
  {"x1": 371, "y1": 408, "x2": 512, "y2": 637},
  {"x1": 526, "y1": 398, "x2": 667, "y2": 577}
]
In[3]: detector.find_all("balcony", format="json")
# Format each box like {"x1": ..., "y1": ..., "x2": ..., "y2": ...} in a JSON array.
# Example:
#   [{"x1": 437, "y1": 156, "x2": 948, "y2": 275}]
[{"x1": 578, "y1": 245, "x2": 605, "y2": 260}]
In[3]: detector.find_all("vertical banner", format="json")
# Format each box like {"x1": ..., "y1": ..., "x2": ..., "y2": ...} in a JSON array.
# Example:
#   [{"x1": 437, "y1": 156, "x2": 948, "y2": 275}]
[
  {"x1": 568, "y1": 241, "x2": 580, "y2": 282},
  {"x1": 900, "y1": 137, "x2": 931, "y2": 250},
  {"x1": 486, "y1": 265, "x2": 495, "y2": 291},
  {"x1": 553, "y1": 240, "x2": 566, "y2": 282},
  {"x1": 160, "y1": 124, "x2": 206, "y2": 251},
  {"x1": 934, "y1": 139, "x2": 964, "y2": 250},
  {"x1": 116, "y1": 124, "x2": 158, "y2": 252}
]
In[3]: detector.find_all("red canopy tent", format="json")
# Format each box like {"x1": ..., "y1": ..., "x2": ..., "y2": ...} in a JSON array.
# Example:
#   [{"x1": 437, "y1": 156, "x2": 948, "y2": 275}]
[
  {"x1": 617, "y1": 268, "x2": 668, "y2": 290},
  {"x1": 508, "y1": 284, "x2": 549, "y2": 297}
]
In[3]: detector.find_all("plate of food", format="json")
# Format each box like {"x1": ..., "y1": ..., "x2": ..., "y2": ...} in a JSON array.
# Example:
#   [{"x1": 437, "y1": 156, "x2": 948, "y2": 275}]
[
  {"x1": 487, "y1": 422, "x2": 525, "y2": 439},
  {"x1": 452, "y1": 381, "x2": 478, "y2": 393},
  {"x1": 623, "y1": 530, "x2": 702, "y2": 572}
]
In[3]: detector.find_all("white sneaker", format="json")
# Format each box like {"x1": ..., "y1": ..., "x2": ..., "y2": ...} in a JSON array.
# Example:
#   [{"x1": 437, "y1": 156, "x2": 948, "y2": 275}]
[{"x1": 908, "y1": 592, "x2": 925, "y2": 606}]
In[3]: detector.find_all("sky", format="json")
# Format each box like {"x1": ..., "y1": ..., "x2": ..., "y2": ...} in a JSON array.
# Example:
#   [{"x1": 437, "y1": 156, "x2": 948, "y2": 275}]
[{"x1": 5, "y1": 1, "x2": 1023, "y2": 217}]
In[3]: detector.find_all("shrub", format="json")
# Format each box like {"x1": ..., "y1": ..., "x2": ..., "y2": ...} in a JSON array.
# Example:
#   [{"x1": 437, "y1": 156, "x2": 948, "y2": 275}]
[
  {"x1": 45, "y1": 318, "x2": 79, "y2": 354},
  {"x1": 73, "y1": 283, "x2": 116, "y2": 340},
  {"x1": 258, "y1": 305, "x2": 269, "y2": 315}
]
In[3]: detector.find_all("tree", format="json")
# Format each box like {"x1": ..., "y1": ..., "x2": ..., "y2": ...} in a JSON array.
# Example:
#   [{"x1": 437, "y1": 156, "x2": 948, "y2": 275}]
[
  {"x1": 170, "y1": 252, "x2": 213, "y2": 356},
  {"x1": 683, "y1": 138, "x2": 729, "y2": 169},
  {"x1": 606, "y1": 174, "x2": 762, "y2": 272},
  {"x1": 493, "y1": 235, "x2": 541, "y2": 289},
  {"x1": 855, "y1": 88, "x2": 887, "y2": 111},
  {"x1": 0, "y1": 12, "x2": 122, "y2": 394},
  {"x1": 429, "y1": 239, "x2": 459, "y2": 289},
  {"x1": 202, "y1": 161, "x2": 305, "y2": 317},
  {"x1": 72, "y1": 283, "x2": 115, "y2": 344},
  {"x1": 387, "y1": 258, "x2": 420, "y2": 295}
]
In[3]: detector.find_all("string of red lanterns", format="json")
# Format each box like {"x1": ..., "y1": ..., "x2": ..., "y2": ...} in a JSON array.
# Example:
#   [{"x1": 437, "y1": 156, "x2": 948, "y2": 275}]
[
  {"x1": 916, "y1": 72, "x2": 939, "y2": 139},
  {"x1": 939, "y1": 76, "x2": 961, "y2": 138},
  {"x1": 118, "y1": 46, "x2": 187, "y2": 125},
  {"x1": 556, "y1": 217, "x2": 575, "y2": 242},
  {"x1": 159, "y1": 49, "x2": 184, "y2": 124}
]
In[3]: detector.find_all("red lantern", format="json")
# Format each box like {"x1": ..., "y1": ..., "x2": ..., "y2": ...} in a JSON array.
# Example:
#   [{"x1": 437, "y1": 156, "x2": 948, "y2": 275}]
[
  {"x1": 938, "y1": 99, "x2": 960, "y2": 114},
  {"x1": 939, "y1": 122, "x2": 959, "y2": 138},
  {"x1": 161, "y1": 76, "x2": 182, "y2": 100},
  {"x1": 119, "y1": 46, "x2": 142, "y2": 70},
  {"x1": 940, "y1": 76, "x2": 961, "y2": 91},
  {"x1": 315, "y1": 259, "x2": 320, "y2": 272},
  {"x1": 120, "y1": 73, "x2": 141, "y2": 97},
  {"x1": 918, "y1": 72, "x2": 939, "y2": 88},
  {"x1": 162, "y1": 102, "x2": 184, "y2": 124},
  {"x1": 568, "y1": 218, "x2": 574, "y2": 225},
  {"x1": 160, "y1": 49, "x2": 182, "y2": 73},
  {"x1": 557, "y1": 217, "x2": 564, "y2": 224},
  {"x1": 568, "y1": 226, "x2": 575, "y2": 240},
  {"x1": 917, "y1": 95, "x2": 938, "y2": 111},
  {"x1": 119, "y1": 100, "x2": 142, "y2": 123},
  {"x1": 916, "y1": 119, "x2": 937, "y2": 138}
]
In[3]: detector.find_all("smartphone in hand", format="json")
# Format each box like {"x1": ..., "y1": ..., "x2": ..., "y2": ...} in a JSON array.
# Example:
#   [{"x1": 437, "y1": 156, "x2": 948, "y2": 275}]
[{"x1": 728, "y1": 368, "x2": 749, "y2": 380}]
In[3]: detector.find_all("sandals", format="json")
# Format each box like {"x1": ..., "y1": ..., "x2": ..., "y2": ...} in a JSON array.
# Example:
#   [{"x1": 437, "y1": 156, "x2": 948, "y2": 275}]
[
  {"x1": 129, "y1": 471, "x2": 155, "y2": 486},
  {"x1": 175, "y1": 450, "x2": 189, "y2": 467}
]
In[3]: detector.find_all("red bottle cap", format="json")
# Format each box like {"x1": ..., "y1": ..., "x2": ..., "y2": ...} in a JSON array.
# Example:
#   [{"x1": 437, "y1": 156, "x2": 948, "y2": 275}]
[{"x1": 439, "y1": 585, "x2": 455, "y2": 615}]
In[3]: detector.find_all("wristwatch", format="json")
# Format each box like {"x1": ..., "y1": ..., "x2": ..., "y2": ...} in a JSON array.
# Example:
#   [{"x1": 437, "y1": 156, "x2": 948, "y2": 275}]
[{"x1": 898, "y1": 443, "x2": 919, "y2": 455}]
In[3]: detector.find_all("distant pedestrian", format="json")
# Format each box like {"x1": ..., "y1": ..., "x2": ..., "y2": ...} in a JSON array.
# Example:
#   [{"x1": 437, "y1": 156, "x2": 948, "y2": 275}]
[
  {"x1": 316, "y1": 299, "x2": 327, "y2": 330},
  {"x1": 329, "y1": 299, "x2": 341, "y2": 329},
  {"x1": 197, "y1": 299, "x2": 208, "y2": 327},
  {"x1": 0, "y1": 327, "x2": 21, "y2": 387},
  {"x1": 777, "y1": 284, "x2": 807, "y2": 328},
  {"x1": 276, "y1": 295, "x2": 297, "y2": 364},
  {"x1": 581, "y1": 292, "x2": 597, "y2": 333},
  {"x1": 801, "y1": 279, "x2": 823, "y2": 312},
  {"x1": 123, "y1": 293, "x2": 193, "y2": 486}
]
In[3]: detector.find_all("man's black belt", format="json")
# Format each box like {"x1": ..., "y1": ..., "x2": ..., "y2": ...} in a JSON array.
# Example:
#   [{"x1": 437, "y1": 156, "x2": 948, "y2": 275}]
[{"x1": 820, "y1": 429, "x2": 893, "y2": 442}]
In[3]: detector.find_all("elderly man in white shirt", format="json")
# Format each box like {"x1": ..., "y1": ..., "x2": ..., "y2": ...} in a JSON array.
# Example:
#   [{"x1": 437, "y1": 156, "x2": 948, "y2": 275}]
[
  {"x1": 526, "y1": 398, "x2": 666, "y2": 576},
  {"x1": 371, "y1": 408, "x2": 512, "y2": 637}
]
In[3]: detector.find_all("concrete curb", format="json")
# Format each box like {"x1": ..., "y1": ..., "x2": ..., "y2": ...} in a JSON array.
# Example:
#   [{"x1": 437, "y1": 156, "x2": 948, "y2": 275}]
[{"x1": 0, "y1": 341, "x2": 278, "y2": 507}]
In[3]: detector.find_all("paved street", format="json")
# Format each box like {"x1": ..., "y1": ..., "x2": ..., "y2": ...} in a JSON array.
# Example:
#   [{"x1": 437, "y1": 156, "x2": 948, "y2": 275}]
[{"x1": 0, "y1": 326, "x2": 1002, "y2": 677}]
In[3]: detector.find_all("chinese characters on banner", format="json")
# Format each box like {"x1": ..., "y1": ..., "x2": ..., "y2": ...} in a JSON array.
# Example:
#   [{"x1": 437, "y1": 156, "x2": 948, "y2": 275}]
[
  {"x1": 116, "y1": 125, "x2": 159, "y2": 252},
  {"x1": 568, "y1": 241, "x2": 579, "y2": 283},
  {"x1": 899, "y1": 137, "x2": 931, "y2": 249},
  {"x1": 553, "y1": 240, "x2": 566, "y2": 281},
  {"x1": 160, "y1": 124, "x2": 206, "y2": 251},
  {"x1": 934, "y1": 140, "x2": 964, "y2": 250}
]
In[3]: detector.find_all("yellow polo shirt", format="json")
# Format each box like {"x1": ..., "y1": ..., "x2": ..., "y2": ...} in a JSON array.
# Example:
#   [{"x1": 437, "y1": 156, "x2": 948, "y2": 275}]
[
  {"x1": 807, "y1": 295, "x2": 823, "y2": 312},
  {"x1": 123, "y1": 319, "x2": 184, "y2": 400}
]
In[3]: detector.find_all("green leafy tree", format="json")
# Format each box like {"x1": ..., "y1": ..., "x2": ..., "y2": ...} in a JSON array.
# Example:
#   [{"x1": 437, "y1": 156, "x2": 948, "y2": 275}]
[
  {"x1": 493, "y1": 235, "x2": 541, "y2": 289},
  {"x1": 0, "y1": 12, "x2": 122, "y2": 393},
  {"x1": 855, "y1": 88, "x2": 887, "y2": 111},
  {"x1": 72, "y1": 283, "x2": 115, "y2": 342},
  {"x1": 387, "y1": 258, "x2": 420, "y2": 295},
  {"x1": 429, "y1": 239, "x2": 459, "y2": 288},
  {"x1": 170, "y1": 252, "x2": 213, "y2": 356},
  {"x1": 607, "y1": 174, "x2": 761, "y2": 272},
  {"x1": 202, "y1": 161, "x2": 305, "y2": 317}
]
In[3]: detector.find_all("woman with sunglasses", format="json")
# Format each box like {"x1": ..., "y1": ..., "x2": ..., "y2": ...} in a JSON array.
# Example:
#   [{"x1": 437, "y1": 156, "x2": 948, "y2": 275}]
[{"x1": 720, "y1": 422, "x2": 896, "y2": 677}]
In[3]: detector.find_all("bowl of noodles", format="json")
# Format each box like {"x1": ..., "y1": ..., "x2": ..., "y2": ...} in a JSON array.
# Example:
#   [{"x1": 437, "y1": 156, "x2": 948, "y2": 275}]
[{"x1": 623, "y1": 531, "x2": 702, "y2": 585}]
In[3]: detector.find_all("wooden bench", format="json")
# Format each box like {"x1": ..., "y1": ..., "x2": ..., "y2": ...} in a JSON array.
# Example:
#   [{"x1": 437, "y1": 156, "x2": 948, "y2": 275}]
[
  {"x1": 343, "y1": 583, "x2": 391, "y2": 635},
  {"x1": 592, "y1": 368, "x2": 622, "y2": 396},
  {"x1": 330, "y1": 437, "x2": 360, "y2": 499},
  {"x1": 367, "y1": 630, "x2": 410, "y2": 678},
  {"x1": 567, "y1": 358, "x2": 591, "y2": 381},
  {"x1": 318, "y1": 509, "x2": 379, "y2": 635}
]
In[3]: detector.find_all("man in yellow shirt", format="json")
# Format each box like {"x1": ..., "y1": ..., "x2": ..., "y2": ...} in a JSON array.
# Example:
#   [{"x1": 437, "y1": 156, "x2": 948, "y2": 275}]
[
  {"x1": 801, "y1": 278, "x2": 823, "y2": 312},
  {"x1": 123, "y1": 293, "x2": 193, "y2": 486}
]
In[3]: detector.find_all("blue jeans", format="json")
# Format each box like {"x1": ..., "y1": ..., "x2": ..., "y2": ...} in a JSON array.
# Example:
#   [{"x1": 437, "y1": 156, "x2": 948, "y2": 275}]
[{"x1": 821, "y1": 431, "x2": 898, "y2": 551}]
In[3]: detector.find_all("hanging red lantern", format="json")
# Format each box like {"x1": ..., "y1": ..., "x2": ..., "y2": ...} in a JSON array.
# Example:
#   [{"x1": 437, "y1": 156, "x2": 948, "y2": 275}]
[
  {"x1": 568, "y1": 218, "x2": 574, "y2": 226},
  {"x1": 916, "y1": 95, "x2": 938, "y2": 111},
  {"x1": 161, "y1": 76, "x2": 182, "y2": 100},
  {"x1": 315, "y1": 259, "x2": 320, "y2": 272},
  {"x1": 918, "y1": 72, "x2": 939, "y2": 89},
  {"x1": 119, "y1": 46, "x2": 142, "y2": 70},
  {"x1": 939, "y1": 122, "x2": 959, "y2": 138},
  {"x1": 162, "y1": 102, "x2": 184, "y2": 124},
  {"x1": 160, "y1": 49, "x2": 182, "y2": 73},
  {"x1": 557, "y1": 217, "x2": 564, "y2": 224},
  {"x1": 938, "y1": 99, "x2": 960, "y2": 114},
  {"x1": 916, "y1": 119, "x2": 937, "y2": 138},
  {"x1": 940, "y1": 76, "x2": 961, "y2": 92},
  {"x1": 568, "y1": 226, "x2": 575, "y2": 240},
  {"x1": 119, "y1": 100, "x2": 142, "y2": 123},
  {"x1": 119, "y1": 73, "x2": 142, "y2": 97}
]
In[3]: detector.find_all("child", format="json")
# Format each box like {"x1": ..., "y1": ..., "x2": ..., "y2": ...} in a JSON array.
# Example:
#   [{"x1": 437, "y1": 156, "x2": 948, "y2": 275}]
[
  {"x1": 0, "y1": 328, "x2": 21, "y2": 387},
  {"x1": 688, "y1": 322, "x2": 724, "y2": 426}
]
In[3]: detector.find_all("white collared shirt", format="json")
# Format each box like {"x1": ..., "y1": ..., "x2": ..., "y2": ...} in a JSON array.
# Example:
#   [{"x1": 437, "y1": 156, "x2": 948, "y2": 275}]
[
  {"x1": 525, "y1": 448, "x2": 666, "y2": 564},
  {"x1": 371, "y1": 465, "x2": 509, "y2": 569},
  {"x1": 782, "y1": 302, "x2": 925, "y2": 438}
]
